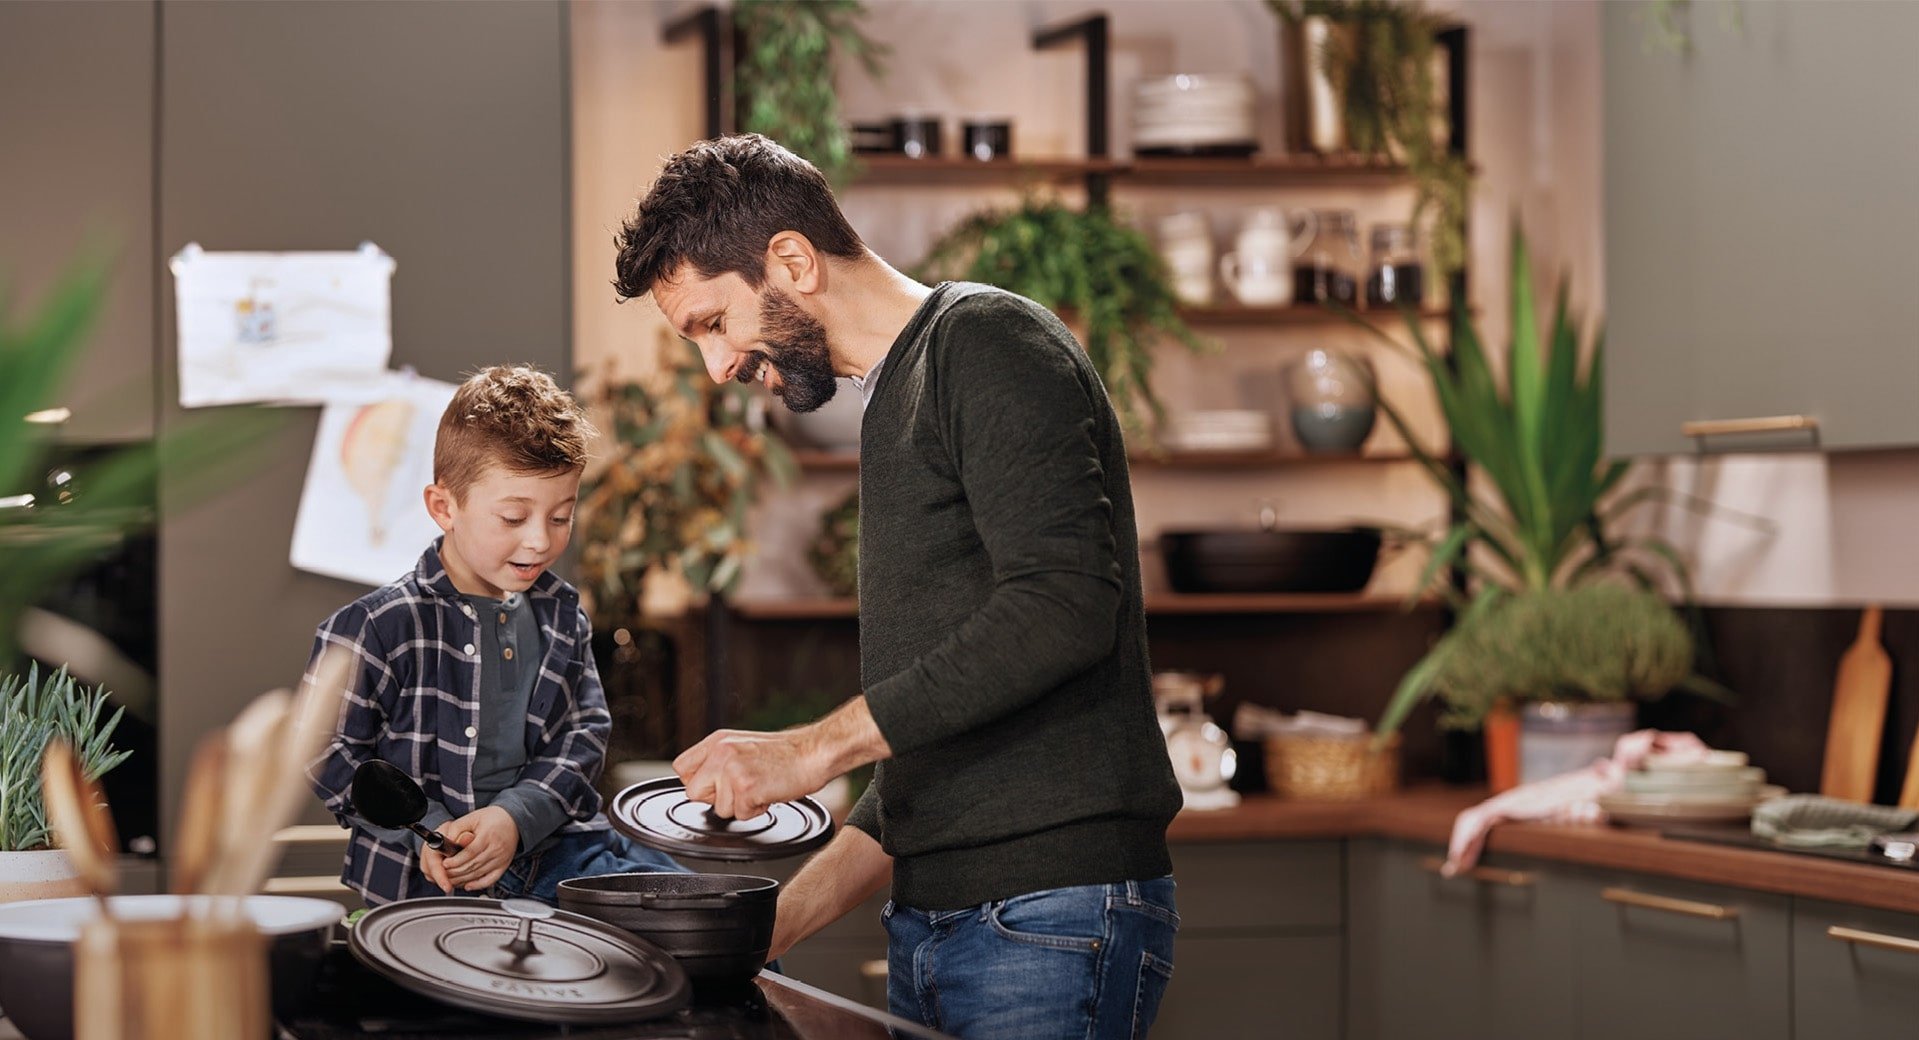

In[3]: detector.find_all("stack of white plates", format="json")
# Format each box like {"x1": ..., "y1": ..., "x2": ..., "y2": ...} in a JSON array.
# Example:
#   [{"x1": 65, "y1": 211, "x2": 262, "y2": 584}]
[
  {"x1": 1160, "y1": 410, "x2": 1273, "y2": 453},
  {"x1": 1133, "y1": 74, "x2": 1257, "y2": 155},
  {"x1": 1599, "y1": 750, "x2": 1786, "y2": 826}
]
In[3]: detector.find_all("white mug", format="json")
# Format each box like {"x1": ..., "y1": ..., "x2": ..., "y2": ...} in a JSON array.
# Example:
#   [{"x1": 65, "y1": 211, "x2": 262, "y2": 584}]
[
  {"x1": 1159, "y1": 212, "x2": 1215, "y2": 306},
  {"x1": 1218, "y1": 208, "x2": 1296, "y2": 306}
]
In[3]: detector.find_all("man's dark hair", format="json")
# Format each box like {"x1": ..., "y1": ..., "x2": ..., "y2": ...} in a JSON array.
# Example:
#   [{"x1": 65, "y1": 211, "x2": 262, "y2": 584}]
[{"x1": 613, "y1": 134, "x2": 867, "y2": 301}]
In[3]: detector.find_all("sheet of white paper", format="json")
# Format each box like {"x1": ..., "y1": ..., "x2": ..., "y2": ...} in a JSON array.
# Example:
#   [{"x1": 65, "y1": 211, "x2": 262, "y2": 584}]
[
  {"x1": 172, "y1": 243, "x2": 395, "y2": 407},
  {"x1": 290, "y1": 372, "x2": 456, "y2": 587}
]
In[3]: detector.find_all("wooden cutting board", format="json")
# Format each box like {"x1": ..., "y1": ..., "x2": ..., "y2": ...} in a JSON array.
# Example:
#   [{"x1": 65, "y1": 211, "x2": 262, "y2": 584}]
[{"x1": 1821, "y1": 605, "x2": 1892, "y2": 803}]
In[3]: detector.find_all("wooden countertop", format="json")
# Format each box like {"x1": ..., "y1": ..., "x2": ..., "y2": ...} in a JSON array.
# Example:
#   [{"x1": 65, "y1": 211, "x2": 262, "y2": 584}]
[{"x1": 1169, "y1": 787, "x2": 1919, "y2": 917}]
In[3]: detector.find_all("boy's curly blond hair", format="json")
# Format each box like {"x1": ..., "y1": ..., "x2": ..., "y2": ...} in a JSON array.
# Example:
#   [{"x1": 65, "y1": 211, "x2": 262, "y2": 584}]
[{"x1": 434, "y1": 365, "x2": 596, "y2": 501}]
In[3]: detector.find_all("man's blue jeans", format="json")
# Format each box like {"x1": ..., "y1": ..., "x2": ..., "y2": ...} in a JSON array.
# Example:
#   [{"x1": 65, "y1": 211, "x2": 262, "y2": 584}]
[
  {"x1": 883, "y1": 876, "x2": 1179, "y2": 1040},
  {"x1": 493, "y1": 827, "x2": 688, "y2": 905}
]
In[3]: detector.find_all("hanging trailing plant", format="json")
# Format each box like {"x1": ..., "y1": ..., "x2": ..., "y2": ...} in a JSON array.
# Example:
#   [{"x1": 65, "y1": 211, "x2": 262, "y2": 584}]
[
  {"x1": 1268, "y1": 1, "x2": 1472, "y2": 273},
  {"x1": 914, "y1": 197, "x2": 1210, "y2": 439},
  {"x1": 733, "y1": 0, "x2": 886, "y2": 188}
]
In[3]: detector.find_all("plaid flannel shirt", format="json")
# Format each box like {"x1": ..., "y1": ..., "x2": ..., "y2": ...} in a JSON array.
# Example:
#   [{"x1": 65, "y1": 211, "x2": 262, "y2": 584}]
[{"x1": 304, "y1": 540, "x2": 611, "y2": 905}]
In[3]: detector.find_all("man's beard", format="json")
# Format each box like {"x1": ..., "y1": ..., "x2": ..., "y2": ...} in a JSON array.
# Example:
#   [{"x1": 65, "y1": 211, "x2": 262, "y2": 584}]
[{"x1": 737, "y1": 287, "x2": 838, "y2": 413}]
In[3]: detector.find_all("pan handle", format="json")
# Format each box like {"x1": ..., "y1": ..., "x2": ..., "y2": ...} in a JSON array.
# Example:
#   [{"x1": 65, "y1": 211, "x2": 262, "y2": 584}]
[{"x1": 637, "y1": 889, "x2": 746, "y2": 910}]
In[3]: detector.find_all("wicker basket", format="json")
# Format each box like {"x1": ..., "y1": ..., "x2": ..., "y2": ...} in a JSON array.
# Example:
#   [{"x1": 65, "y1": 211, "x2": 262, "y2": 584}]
[{"x1": 1264, "y1": 732, "x2": 1401, "y2": 800}]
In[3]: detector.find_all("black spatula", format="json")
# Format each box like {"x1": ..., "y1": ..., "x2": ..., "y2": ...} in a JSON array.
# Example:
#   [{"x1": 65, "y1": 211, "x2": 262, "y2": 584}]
[{"x1": 351, "y1": 760, "x2": 467, "y2": 854}]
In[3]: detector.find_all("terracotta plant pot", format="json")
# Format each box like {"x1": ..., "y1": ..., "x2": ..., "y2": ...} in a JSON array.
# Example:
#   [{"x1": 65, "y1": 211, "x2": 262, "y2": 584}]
[
  {"x1": 0, "y1": 849, "x2": 86, "y2": 904},
  {"x1": 1483, "y1": 704, "x2": 1521, "y2": 794}
]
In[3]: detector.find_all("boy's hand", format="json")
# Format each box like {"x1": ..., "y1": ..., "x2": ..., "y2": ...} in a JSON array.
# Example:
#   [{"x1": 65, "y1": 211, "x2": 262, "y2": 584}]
[{"x1": 420, "y1": 806, "x2": 518, "y2": 893}]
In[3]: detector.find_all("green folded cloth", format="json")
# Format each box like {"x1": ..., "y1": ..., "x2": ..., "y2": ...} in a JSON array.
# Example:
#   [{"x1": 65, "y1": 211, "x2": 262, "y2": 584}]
[{"x1": 1751, "y1": 795, "x2": 1919, "y2": 849}]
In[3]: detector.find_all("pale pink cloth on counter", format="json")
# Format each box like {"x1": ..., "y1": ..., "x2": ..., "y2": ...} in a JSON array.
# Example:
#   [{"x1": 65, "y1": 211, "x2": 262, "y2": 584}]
[{"x1": 1442, "y1": 729, "x2": 1711, "y2": 875}]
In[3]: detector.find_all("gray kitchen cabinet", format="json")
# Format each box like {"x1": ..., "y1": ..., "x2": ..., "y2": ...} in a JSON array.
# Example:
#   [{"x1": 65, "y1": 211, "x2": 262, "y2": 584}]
[
  {"x1": 1601, "y1": 1, "x2": 1919, "y2": 455},
  {"x1": 1347, "y1": 840, "x2": 1577, "y2": 1040},
  {"x1": 1572, "y1": 871, "x2": 1791, "y2": 1040},
  {"x1": 1793, "y1": 898, "x2": 1919, "y2": 1035},
  {"x1": 1154, "y1": 841, "x2": 1345, "y2": 1040}
]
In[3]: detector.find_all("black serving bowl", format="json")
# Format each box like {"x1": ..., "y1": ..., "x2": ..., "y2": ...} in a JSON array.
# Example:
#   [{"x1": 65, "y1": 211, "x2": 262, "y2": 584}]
[
  {"x1": 0, "y1": 894, "x2": 342, "y2": 1040},
  {"x1": 1159, "y1": 526, "x2": 1382, "y2": 594},
  {"x1": 559, "y1": 872, "x2": 778, "y2": 983}
]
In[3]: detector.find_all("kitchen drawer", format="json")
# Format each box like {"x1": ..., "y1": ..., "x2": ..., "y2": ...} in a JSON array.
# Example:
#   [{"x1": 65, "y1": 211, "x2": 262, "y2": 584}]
[
  {"x1": 1794, "y1": 898, "x2": 1919, "y2": 1034},
  {"x1": 1153, "y1": 934, "x2": 1340, "y2": 1040},
  {"x1": 1573, "y1": 871, "x2": 1790, "y2": 1040},
  {"x1": 1170, "y1": 840, "x2": 1344, "y2": 931}
]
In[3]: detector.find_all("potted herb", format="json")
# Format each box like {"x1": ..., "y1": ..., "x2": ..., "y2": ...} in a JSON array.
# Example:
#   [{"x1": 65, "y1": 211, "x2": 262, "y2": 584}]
[
  {"x1": 915, "y1": 197, "x2": 1210, "y2": 438},
  {"x1": 734, "y1": 0, "x2": 886, "y2": 188},
  {"x1": 1422, "y1": 584, "x2": 1722, "y2": 787},
  {"x1": 1364, "y1": 226, "x2": 1726, "y2": 784},
  {"x1": 0, "y1": 665, "x2": 131, "y2": 902}
]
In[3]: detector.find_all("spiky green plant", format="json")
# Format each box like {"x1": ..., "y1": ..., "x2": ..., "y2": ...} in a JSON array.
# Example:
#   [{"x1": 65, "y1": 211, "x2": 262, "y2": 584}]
[
  {"x1": 0, "y1": 664, "x2": 131, "y2": 851},
  {"x1": 1423, "y1": 584, "x2": 1721, "y2": 730},
  {"x1": 915, "y1": 197, "x2": 1210, "y2": 439},
  {"x1": 734, "y1": 0, "x2": 886, "y2": 188},
  {"x1": 1368, "y1": 225, "x2": 1706, "y2": 742}
]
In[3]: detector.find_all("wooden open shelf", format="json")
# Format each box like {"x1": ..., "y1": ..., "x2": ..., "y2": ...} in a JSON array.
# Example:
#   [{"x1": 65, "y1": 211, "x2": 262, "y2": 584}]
[
  {"x1": 790, "y1": 450, "x2": 861, "y2": 472},
  {"x1": 728, "y1": 592, "x2": 1428, "y2": 620},
  {"x1": 1177, "y1": 304, "x2": 1454, "y2": 327},
  {"x1": 850, "y1": 155, "x2": 1125, "y2": 186}
]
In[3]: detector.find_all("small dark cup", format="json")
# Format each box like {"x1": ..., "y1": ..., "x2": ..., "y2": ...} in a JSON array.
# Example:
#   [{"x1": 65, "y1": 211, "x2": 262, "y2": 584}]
[
  {"x1": 962, "y1": 119, "x2": 1012, "y2": 161},
  {"x1": 890, "y1": 115, "x2": 942, "y2": 159}
]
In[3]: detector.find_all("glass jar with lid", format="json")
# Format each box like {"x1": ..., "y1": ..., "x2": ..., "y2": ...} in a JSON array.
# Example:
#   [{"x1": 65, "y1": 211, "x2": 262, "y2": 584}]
[
  {"x1": 1366, "y1": 224, "x2": 1425, "y2": 308},
  {"x1": 1292, "y1": 209, "x2": 1362, "y2": 307}
]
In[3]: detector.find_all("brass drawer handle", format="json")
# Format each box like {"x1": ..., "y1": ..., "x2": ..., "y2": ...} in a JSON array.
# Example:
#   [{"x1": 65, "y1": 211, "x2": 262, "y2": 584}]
[
  {"x1": 1420, "y1": 856, "x2": 1535, "y2": 888},
  {"x1": 1828, "y1": 925, "x2": 1919, "y2": 955},
  {"x1": 1601, "y1": 887, "x2": 1739, "y2": 920},
  {"x1": 1680, "y1": 415, "x2": 1818, "y2": 438}
]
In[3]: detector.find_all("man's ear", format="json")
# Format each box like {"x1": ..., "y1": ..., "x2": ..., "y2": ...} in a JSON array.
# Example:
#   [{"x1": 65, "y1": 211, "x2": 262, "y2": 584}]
[
  {"x1": 766, "y1": 231, "x2": 823, "y2": 294},
  {"x1": 423, "y1": 483, "x2": 458, "y2": 534}
]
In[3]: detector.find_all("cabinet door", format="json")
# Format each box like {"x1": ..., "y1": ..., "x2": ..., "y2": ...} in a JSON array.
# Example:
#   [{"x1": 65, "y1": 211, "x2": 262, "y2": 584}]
[
  {"x1": 1153, "y1": 841, "x2": 1345, "y2": 1040},
  {"x1": 1602, "y1": 1, "x2": 1919, "y2": 454},
  {"x1": 1794, "y1": 898, "x2": 1919, "y2": 1033},
  {"x1": 1573, "y1": 872, "x2": 1790, "y2": 1040},
  {"x1": 1347, "y1": 840, "x2": 1577, "y2": 1040}
]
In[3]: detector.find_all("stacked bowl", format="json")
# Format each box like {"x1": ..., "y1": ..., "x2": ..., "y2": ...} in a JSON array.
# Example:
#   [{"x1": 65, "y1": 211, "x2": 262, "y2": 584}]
[{"x1": 1599, "y1": 750, "x2": 1786, "y2": 826}]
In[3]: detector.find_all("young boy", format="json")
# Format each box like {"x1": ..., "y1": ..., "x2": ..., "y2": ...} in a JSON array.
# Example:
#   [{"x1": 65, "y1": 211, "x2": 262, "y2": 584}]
[{"x1": 306, "y1": 364, "x2": 683, "y2": 906}]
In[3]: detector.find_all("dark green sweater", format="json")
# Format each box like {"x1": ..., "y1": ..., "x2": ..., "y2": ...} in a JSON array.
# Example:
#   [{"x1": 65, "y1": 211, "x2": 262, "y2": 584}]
[{"x1": 844, "y1": 282, "x2": 1181, "y2": 910}]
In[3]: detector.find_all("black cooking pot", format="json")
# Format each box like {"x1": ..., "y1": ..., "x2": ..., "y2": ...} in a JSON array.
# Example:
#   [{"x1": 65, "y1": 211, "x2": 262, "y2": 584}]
[
  {"x1": 558, "y1": 873, "x2": 778, "y2": 983},
  {"x1": 1159, "y1": 526, "x2": 1382, "y2": 594}
]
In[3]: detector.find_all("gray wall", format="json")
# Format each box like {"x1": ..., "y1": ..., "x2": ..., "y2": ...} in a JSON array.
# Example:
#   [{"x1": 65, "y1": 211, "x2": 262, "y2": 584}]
[
  {"x1": 148, "y1": 0, "x2": 570, "y2": 840},
  {"x1": 0, "y1": 1, "x2": 157, "y2": 443}
]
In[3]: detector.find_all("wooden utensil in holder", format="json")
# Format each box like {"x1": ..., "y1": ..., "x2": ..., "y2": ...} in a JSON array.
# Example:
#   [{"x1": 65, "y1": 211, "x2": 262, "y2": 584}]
[
  {"x1": 1820, "y1": 605, "x2": 1893, "y2": 804},
  {"x1": 75, "y1": 910, "x2": 268, "y2": 1040}
]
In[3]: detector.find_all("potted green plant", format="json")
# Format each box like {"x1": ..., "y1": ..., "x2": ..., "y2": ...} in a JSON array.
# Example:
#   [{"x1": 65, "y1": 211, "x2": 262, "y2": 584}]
[
  {"x1": 915, "y1": 197, "x2": 1211, "y2": 439},
  {"x1": 1421, "y1": 583, "x2": 1723, "y2": 785},
  {"x1": 0, "y1": 665, "x2": 131, "y2": 902},
  {"x1": 734, "y1": 0, "x2": 887, "y2": 188},
  {"x1": 577, "y1": 337, "x2": 796, "y2": 761},
  {"x1": 807, "y1": 488, "x2": 859, "y2": 600},
  {"x1": 1363, "y1": 226, "x2": 1726, "y2": 782}
]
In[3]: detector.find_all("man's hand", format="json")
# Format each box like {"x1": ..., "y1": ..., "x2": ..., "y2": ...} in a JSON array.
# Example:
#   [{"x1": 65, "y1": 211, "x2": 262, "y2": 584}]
[
  {"x1": 675, "y1": 697, "x2": 891, "y2": 820},
  {"x1": 420, "y1": 806, "x2": 519, "y2": 893}
]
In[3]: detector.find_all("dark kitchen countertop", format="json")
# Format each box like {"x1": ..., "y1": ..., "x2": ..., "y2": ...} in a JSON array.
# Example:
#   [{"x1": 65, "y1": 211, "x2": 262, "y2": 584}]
[
  {"x1": 271, "y1": 943, "x2": 949, "y2": 1040},
  {"x1": 0, "y1": 945, "x2": 949, "y2": 1040}
]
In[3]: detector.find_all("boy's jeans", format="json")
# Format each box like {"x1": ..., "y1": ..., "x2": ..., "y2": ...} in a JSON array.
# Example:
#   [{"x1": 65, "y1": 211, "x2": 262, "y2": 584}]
[
  {"x1": 493, "y1": 828, "x2": 688, "y2": 905},
  {"x1": 883, "y1": 876, "x2": 1178, "y2": 1040}
]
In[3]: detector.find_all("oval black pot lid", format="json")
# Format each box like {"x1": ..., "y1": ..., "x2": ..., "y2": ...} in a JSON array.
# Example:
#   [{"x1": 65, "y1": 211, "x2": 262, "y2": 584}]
[
  {"x1": 609, "y1": 778, "x2": 835, "y2": 861},
  {"x1": 348, "y1": 897, "x2": 690, "y2": 1024}
]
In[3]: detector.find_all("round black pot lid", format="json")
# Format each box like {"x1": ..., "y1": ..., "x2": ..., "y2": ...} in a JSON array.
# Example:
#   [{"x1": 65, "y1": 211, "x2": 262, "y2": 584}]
[
  {"x1": 348, "y1": 896, "x2": 690, "y2": 1024},
  {"x1": 610, "y1": 777, "x2": 835, "y2": 861}
]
